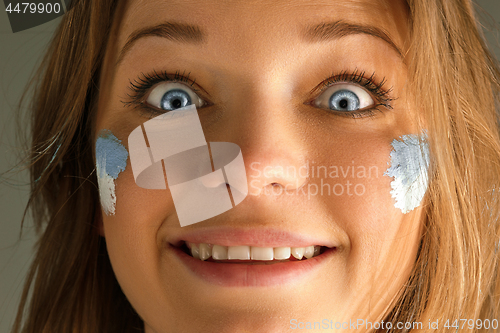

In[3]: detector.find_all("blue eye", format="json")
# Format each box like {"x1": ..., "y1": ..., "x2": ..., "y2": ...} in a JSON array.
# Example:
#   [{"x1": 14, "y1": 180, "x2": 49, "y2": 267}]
[
  {"x1": 314, "y1": 84, "x2": 374, "y2": 112},
  {"x1": 160, "y1": 89, "x2": 191, "y2": 110},
  {"x1": 329, "y1": 90, "x2": 359, "y2": 111},
  {"x1": 146, "y1": 82, "x2": 205, "y2": 111}
]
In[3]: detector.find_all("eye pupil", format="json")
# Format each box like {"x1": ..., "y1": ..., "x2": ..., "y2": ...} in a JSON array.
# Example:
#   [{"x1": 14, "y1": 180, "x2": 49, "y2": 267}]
[
  {"x1": 172, "y1": 99, "x2": 182, "y2": 108},
  {"x1": 339, "y1": 99, "x2": 348, "y2": 109}
]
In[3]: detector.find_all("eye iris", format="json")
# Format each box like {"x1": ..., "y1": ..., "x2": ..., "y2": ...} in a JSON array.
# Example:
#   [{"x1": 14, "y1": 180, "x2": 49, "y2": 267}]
[
  {"x1": 160, "y1": 89, "x2": 192, "y2": 110},
  {"x1": 329, "y1": 90, "x2": 360, "y2": 111}
]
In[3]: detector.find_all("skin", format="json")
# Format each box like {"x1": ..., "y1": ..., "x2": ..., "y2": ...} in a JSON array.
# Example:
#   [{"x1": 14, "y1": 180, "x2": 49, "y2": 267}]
[{"x1": 95, "y1": 0, "x2": 425, "y2": 332}]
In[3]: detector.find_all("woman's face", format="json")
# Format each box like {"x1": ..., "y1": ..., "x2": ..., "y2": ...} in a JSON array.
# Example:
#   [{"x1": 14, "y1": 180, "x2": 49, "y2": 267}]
[{"x1": 95, "y1": 0, "x2": 424, "y2": 331}]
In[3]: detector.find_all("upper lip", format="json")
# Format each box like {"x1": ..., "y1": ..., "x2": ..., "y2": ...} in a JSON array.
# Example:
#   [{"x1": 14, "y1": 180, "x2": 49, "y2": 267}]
[{"x1": 167, "y1": 227, "x2": 339, "y2": 248}]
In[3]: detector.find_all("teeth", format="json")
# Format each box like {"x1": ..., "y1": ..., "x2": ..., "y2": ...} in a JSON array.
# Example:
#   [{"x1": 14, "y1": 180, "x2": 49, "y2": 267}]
[
  {"x1": 228, "y1": 246, "x2": 251, "y2": 260},
  {"x1": 190, "y1": 243, "x2": 200, "y2": 259},
  {"x1": 274, "y1": 247, "x2": 291, "y2": 260},
  {"x1": 212, "y1": 245, "x2": 228, "y2": 260},
  {"x1": 304, "y1": 245, "x2": 314, "y2": 259},
  {"x1": 199, "y1": 243, "x2": 212, "y2": 261},
  {"x1": 291, "y1": 247, "x2": 305, "y2": 260},
  {"x1": 251, "y1": 247, "x2": 274, "y2": 260},
  {"x1": 186, "y1": 243, "x2": 323, "y2": 262}
]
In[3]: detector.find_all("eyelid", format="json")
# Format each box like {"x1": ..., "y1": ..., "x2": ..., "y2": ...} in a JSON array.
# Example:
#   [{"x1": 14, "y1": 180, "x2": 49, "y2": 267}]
[
  {"x1": 317, "y1": 81, "x2": 371, "y2": 96},
  {"x1": 305, "y1": 69, "x2": 395, "y2": 118},
  {"x1": 321, "y1": 69, "x2": 389, "y2": 96},
  {"x1": 305, "y1": 80, "x2": 379, "y2": 110},
  {"x1": 122, "y1": 70, "x2": 213, "y2": 114}
]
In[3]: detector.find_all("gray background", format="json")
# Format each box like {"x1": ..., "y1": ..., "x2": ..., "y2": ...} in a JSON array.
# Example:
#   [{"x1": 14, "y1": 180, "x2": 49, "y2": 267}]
[{"x1": 0, "y1": 1, "x2": 499, "y2": 332}]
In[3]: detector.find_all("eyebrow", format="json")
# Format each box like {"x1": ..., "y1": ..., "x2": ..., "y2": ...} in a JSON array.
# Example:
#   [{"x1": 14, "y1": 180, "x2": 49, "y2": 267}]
[
  {"x1": 116, "y1": 22, "x2": 205, "y2": 66},
  {"x1": 116, "y1": 20, "x2": 404, "y2": 67},
  {"x1": 302, "y1": 21, "x2": 404, "y2": 60}
]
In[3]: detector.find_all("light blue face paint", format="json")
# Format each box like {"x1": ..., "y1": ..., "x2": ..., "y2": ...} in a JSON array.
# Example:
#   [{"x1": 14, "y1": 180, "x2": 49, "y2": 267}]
[
  {"x1": 96, "y1": 129, "x2": 128, "y2": 215},
  {"x1": 384, "y1": 133, "x2": 430, "y2": 214}
]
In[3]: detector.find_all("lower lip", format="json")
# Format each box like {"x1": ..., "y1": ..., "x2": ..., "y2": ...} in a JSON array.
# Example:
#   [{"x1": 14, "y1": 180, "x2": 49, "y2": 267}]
[{"x1": 170, "y1": 245, "x2": 336, "y2": 287}]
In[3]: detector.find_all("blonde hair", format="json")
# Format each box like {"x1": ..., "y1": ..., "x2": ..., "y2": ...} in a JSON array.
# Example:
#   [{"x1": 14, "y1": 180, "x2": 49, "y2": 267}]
[
  {"x1": 383, "y1": 0, "x2": 500, "y2": 331},
  {"x1": 11, "y1": 0, "x2": 500, "y2": 332}
]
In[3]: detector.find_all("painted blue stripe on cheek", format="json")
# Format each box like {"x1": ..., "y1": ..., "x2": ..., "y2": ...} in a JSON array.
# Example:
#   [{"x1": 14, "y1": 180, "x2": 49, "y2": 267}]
[{"x1": 96, "y1": 129, "x2": 129, "y2": 179}]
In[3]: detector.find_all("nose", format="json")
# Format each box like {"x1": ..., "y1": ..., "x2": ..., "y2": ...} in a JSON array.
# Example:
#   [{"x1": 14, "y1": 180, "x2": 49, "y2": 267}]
[
  {"x1": 223, "y1": 89, "x2": 309, "y2": 196},
  {"x1": 246, "y1": 153, "x2": 309, "y2": 196}
]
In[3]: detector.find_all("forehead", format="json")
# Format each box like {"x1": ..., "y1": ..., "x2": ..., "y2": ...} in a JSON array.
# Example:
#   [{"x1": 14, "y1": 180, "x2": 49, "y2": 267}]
[
  {"x1": 113, "y1": 0, "x2": 409, "y2": 61},
  {"x1": 121, "y1": 0, "x2": 407, "y2": 27}
]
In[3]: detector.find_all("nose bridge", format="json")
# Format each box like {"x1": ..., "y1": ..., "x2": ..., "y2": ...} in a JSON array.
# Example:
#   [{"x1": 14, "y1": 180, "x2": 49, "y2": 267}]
[{"x1": 226, "y1": 77, "x2": 309, "y2": 195}]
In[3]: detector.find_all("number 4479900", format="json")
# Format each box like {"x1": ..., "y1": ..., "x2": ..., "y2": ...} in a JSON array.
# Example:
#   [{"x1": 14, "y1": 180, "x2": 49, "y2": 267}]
[{"x1": 5, "y1": 2, "x2": 61, "y2": 14}]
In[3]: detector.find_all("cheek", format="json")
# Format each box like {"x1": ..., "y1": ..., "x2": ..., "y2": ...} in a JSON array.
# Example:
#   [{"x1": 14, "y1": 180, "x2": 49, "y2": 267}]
[
  {"x1": 313, "y1": 134, "x2": 397, "y2": 235},
  {"x1": 101, "y1": 148, "x2": 177, "y2": 251},
  {"x1": 313, "y1": 131, "x2": 429, "y2": 228},
  {"x1": 96, "y1": 129, "x2": 177, "y2": 295},
  {"x1": 312, "y1": 131, "x2": 425, "y2": 280}
]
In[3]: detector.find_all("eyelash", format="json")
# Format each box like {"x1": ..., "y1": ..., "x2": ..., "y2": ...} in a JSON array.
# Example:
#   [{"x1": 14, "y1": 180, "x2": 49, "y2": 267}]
[
  {"x1": 122, "y1": 69, "x2": 200, "y2": 114},
  {"x1": 312, "y1": 68, "x2": 394, "y2": 119},
  {"x1": 123, "y1": 68, "x2": 395, "y2": 119}
]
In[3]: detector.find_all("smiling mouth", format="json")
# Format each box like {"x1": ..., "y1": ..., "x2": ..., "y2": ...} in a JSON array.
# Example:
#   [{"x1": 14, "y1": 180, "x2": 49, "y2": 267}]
[{"x1": 178, "y1": 241, "x2": 330, "y2": 264}]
